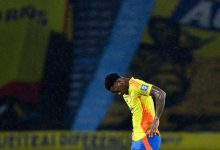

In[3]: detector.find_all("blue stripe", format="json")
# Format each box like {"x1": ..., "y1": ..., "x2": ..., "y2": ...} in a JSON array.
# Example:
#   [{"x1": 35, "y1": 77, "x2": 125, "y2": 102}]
[{"x1": 72, "y1": 0, "x2": 155, "y2": 130}]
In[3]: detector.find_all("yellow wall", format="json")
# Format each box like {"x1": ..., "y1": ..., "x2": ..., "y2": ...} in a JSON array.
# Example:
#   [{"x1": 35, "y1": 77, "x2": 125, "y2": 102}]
[{"x1": 0, "y1": 131, "x2": 219, "y2": 150}]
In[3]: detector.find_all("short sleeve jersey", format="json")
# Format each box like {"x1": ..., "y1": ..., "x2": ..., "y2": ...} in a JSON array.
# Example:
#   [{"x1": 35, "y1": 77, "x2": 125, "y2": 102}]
[{"x1": 123, "y1": 77, "x2": 159, "y2": 141}]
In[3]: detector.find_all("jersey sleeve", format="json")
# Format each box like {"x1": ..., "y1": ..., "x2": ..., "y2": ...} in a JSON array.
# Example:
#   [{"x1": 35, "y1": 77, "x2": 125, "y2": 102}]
[{"x1": 129, "y1": 78, "x2": 153, "y2": 96}]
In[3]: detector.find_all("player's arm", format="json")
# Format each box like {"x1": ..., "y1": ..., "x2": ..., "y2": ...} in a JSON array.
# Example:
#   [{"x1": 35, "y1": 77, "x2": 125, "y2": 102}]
[
  {"x1": 150, "y1": 85, "x2": 166, "y2": 120},
  {"x1": 149, "y1": 85, "x2": 166, "y2": 136}
]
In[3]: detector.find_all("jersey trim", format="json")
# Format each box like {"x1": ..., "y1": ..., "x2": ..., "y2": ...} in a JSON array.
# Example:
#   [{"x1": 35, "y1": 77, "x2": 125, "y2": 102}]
[
  {"x1": 130, "y1": 79, "x2": 141, "y2": 88},
  {"x1": 138, "y1": 96, "x2": 153, "y2": 132}
]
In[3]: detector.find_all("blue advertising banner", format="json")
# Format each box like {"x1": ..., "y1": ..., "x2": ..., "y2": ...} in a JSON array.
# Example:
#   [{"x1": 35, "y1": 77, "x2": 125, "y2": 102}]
[{"x1": 172, "y1": 0, "x2": 220, "y2": 31}]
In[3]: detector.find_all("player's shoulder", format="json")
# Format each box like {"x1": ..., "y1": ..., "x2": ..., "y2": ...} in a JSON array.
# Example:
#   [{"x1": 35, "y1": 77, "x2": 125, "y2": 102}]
[
  {"x1": 129, "y1": 77, "x2": 141, "y2": 88},
  {"x1": 130, "y1": 77, "x2": 146, "y2": 84},
  {"x1": 129, "y1": 77, "x2": 152, "y2": 91},
  {"x1": 129, "y1": 77, "x2": 147, "y2": 89}
]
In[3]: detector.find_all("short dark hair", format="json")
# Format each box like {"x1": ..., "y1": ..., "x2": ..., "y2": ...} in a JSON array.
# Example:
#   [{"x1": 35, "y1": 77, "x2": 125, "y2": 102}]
[{"x1": 105, "y1": 73, "x2": 120, "y2": 91}]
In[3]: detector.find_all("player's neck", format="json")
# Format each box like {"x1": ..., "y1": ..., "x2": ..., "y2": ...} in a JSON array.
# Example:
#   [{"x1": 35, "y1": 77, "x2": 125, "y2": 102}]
[{"x1": 124, "y1": 78, "x2": 130, "y2": 95}]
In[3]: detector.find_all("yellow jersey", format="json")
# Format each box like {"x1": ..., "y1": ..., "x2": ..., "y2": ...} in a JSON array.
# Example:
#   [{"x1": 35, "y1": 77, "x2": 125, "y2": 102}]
[{"x1": 123, "y1": 77, "x2": 159, "y2": 141}]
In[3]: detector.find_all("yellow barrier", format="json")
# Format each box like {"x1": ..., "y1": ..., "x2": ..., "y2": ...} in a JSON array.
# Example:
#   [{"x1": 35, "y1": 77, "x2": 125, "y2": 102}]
[
  {"x1": 0, "y1": 131, "x2": 130, "y2": 150},
  {"x1": 161, "y1": 132, "x2": 220, "y2": 150},
  {"x1": 0, "y1": 131, "x2": 219, "y2": 150}
]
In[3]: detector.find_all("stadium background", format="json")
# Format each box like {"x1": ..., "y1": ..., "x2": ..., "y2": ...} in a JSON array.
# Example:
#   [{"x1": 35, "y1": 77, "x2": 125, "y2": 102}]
[{"x1": 0, "y1": 0, "x2": 219, "y2": 149}]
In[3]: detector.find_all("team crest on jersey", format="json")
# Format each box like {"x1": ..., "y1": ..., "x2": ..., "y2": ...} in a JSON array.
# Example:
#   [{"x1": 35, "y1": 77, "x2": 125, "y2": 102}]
[{"x1": 141, "y1": 84, "x2": 148, "y2": 91}]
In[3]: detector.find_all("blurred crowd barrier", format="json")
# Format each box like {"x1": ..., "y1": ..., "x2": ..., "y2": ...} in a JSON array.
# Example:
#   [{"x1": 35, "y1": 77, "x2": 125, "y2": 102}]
[
  {"x1": 0, "y1": 131, "x2": 219, "y2": 150},
  {"x1": 0, "y1": 0, "x2": 220, "y2": 133}
]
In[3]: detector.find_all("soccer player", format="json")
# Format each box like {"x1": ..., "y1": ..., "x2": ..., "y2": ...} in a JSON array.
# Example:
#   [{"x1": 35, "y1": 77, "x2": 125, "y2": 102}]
[{"x1": 105, "y1": 73, "x2": 166, "y2": 150}]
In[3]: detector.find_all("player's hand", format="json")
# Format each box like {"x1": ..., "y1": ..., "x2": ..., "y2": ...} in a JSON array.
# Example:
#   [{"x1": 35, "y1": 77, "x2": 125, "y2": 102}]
[{"x1": 149, "y1": 117, "x2": 159, "y2": 137}]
